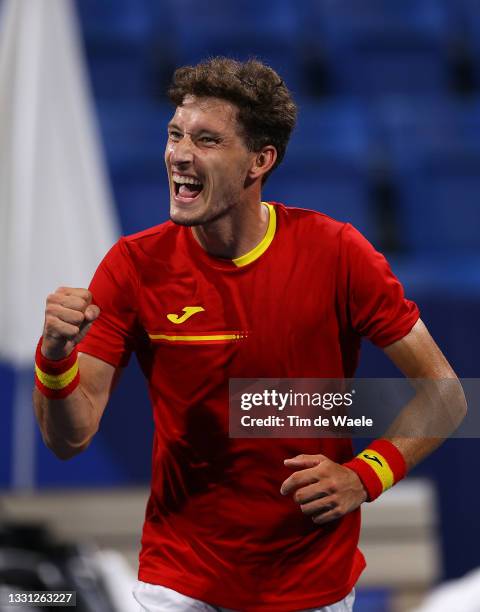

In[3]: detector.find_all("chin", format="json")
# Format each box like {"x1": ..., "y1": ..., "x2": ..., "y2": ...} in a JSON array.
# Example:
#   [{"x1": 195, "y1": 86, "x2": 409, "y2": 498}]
[
  {"x1": 170, "y1": 215, "x2": 202, "y2": 227},
  {"x1": 169, "y1": 204, "x2": 205, "y2": 227},
  {"x1": 169, "y1": 197, "x2": 232, "y2": 227}
]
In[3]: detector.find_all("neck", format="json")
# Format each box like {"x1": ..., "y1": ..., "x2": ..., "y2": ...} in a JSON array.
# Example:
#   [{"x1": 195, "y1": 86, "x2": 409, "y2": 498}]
[{"x1": 192, "y1": 197, "x2": 269, "y2": 260}]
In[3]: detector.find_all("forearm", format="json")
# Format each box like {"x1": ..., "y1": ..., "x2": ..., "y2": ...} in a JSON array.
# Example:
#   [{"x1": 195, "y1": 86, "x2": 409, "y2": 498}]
[
  {"x1": 380, "y1": 319, "x2": 467, "y2": 471},
  {"x1": 384, "y1": 376, "x2": 467, "y2": 471},
  {"x1": 33, "y1": 384, "x2": 99, "y2": 459}
]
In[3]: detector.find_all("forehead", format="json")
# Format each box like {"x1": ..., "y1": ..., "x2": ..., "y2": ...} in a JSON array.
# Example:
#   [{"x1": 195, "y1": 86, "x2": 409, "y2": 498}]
[{"x1": 170, "y1": 95, "x2": 241, "y2": 134}]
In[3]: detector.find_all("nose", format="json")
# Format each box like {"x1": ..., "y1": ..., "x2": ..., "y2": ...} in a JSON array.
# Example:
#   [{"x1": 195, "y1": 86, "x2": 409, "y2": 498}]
[{"x1": 169, "y1": 134, "x2": 194, "y2": 168}]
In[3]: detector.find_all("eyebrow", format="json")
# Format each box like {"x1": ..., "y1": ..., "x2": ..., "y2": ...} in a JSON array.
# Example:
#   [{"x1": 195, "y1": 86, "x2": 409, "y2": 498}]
[{"x1": 167, "y1": 122, "x2": 223, "y2": 138}]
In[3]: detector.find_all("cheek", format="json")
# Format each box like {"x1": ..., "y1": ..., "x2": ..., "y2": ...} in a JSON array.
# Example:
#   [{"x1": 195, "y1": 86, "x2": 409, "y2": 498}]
[
  {"x1": 165, "y1": 143, "x2": 174, "y2": 162},
  {"x1": 217, "y1": 157, "x2": 247, "y2": 184}
]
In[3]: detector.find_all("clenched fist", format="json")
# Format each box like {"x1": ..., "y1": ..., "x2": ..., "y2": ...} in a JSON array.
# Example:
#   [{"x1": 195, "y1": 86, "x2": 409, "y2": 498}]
[
  {"x1": 42, "y1": 287, "x2": 100, "y2": 360},
  {"x1": 280, "y1": 454, "x2": 367, "y2": 525}
]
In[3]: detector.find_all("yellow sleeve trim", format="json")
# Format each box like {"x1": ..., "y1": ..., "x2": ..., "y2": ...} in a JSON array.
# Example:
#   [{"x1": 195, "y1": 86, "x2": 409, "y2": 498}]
[
  {"x1": 35, "y1": 361, "x2": 79, "y2": 390},
  {"x1": 232, "y1": 203, "x2": 276, "y2": 267},
  {"x1": 358, "y1": 449, "x2": 394, "y2": 492}
]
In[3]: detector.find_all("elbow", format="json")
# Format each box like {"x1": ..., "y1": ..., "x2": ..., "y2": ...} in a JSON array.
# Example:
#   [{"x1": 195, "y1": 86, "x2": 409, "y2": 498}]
[
  {"x1": 457, "y1": 381, "x2": 468, "y2": 421},
  {"x1": 447, "y1": 377, "x2": 468, "y2": 429},
  {"x1": 50, "y1": 445, "x2": 85, "y2": 461},
  {"x1": 44, "y1": 435, "x2": 93, "y2": 461}
]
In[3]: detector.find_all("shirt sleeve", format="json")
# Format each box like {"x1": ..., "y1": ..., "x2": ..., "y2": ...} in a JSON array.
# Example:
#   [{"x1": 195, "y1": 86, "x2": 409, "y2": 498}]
[
  {"x1": 77, "y1": 238, "x2": 139, "y2": 367},
  {"x1": 339, "y1": 223, "x2": 420, "y2": 348}
]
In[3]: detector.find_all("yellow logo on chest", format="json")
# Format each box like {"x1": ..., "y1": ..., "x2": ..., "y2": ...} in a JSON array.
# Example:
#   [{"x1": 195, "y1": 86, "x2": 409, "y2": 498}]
[{"x1": 167, "y1": 306, "x2": 205, "y2": 324}]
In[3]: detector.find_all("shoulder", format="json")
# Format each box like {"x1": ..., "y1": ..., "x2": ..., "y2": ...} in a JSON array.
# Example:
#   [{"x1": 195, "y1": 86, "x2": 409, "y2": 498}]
[
  {"x1": 272, "y1": 201, "x2": 345, "y2": 230},
  {"x1": 96, "y1": 220, "x2": 181, "y2": 278},
  {"x1": 122, "y1": 219, "x2": 178, "y2": 247},
  {"x1": 270, "y1": 203, "x2": 387, "y2": 273},
  {"x1": 271, "y1": 201, "x2": 349, "y2": 247},
  {"x1": 273, "y1": 202, "x2": 381, "y2": 252},
  {"x1": 118, "y1": 219, "x2": 181, "y2": 261}
]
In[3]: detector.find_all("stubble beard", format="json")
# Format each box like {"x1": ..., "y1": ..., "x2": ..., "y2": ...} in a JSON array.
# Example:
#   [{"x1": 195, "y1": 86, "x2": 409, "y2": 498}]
[{"x1": 169, "y1": 194, "x2": 237, "y2": 228}]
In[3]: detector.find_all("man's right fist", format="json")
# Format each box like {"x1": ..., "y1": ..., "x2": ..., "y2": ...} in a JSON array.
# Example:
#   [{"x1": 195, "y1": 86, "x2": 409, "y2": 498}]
[{"x1": 42, "y1": 287, "x2": 100, "y2": 360}]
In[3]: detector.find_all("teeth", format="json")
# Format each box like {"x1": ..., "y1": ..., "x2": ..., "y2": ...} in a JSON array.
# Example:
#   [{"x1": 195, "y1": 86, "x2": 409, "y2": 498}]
[{"x1": 173, "y1": 174, "x2": 202, "y2": 186}]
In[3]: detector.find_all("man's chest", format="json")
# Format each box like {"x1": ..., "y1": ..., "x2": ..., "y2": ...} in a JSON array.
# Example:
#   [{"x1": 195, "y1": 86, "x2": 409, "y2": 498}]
[{"x1": 136, "y1": 260, "x2": 341, "y2": 378}]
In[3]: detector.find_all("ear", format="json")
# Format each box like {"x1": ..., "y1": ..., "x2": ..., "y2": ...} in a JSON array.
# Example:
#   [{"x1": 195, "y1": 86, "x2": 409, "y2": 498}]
[{"x1": 248, "y1": 146, "x2": 277, "y2": 181}]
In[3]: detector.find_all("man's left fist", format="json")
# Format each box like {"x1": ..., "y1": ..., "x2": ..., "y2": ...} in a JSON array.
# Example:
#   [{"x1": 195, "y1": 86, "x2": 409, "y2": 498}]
[{"x1": 280, "y1": 454, "x2": 368, "y2": 525}]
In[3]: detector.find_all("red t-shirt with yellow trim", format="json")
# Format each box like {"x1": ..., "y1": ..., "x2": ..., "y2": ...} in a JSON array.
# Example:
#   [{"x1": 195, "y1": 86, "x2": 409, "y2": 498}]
[{"x1": 78, "y1": 203, "x2": 419, "y2": 611}]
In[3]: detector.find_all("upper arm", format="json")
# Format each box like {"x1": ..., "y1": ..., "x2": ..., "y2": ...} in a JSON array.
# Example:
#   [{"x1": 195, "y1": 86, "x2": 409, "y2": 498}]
[
  {"x1": 77, "y1": 239, "x2": 139, "y2": 369},
  {"x1": 340, "y1": 224, "x2": 420, "y2": 348},
  {"x1": 78, "y1": 352, "x2": 123, "y2": 424},
  {"x1": 383, "y1": 318, "x2": 456, "y2": 379}
]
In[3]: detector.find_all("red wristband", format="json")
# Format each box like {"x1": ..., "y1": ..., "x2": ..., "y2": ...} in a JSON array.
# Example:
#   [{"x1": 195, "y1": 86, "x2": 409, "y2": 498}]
[
  {"x1": 34, "y1": 337, "x2": 80, "y2": 399},
  {"x1": 343, "y1": 439, "x2": 407, "y2": 502}
]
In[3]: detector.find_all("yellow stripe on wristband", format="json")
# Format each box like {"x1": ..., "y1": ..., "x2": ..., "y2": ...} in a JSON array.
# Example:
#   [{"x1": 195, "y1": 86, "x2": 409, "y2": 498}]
[
  {"x1": 358, "y1": 449, "x2": 394, "y2": 492},
  {"x1": 35, "y1": 360, "x2": 79, "y2": 390}
]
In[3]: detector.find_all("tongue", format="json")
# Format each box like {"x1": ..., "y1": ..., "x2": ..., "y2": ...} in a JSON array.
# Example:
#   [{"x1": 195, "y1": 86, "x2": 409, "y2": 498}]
[{"x1": 179, "y1": 184, "x2": 200, "y2": 198}]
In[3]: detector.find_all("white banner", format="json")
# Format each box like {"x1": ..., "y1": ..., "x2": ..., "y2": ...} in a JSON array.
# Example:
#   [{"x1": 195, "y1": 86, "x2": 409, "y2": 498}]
[
  {"x1": 0, "y1": 0, "x2": 119, "y2": 367},
  {"x1": 0, "y1": 0, "x2": 119, "y2": 487}
]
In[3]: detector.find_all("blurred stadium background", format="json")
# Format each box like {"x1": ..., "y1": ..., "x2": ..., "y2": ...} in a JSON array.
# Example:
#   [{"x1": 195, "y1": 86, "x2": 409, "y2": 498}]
[{"x1": 1, "y1": 0, "x2": 479, "y2": 610}]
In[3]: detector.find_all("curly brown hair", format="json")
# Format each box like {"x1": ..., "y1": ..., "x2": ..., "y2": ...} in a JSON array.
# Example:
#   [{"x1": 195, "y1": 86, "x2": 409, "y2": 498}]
[{"x1": 167, "y1": 57, "x2": 297, "y2": 182}]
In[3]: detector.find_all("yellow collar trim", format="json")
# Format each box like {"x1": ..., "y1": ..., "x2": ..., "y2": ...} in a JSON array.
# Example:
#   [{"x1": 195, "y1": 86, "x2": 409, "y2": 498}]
[{"x1": 232, "y1": 203, "x2": 276, "y2": 268}]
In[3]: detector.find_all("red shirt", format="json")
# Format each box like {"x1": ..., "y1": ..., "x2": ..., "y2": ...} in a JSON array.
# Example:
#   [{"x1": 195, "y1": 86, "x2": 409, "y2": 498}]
[{"x1": 79, "y1": 203, "x2": 419, "y2": 611}]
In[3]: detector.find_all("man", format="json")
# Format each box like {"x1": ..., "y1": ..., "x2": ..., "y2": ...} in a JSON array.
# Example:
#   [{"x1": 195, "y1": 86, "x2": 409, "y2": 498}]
[{"x1": 33, "y1": 58, "x2": 466, "y2": 612}]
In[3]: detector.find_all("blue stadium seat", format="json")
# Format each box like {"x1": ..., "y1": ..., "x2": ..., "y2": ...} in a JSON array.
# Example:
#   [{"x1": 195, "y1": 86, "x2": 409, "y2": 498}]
[
  {"x1": 164, "y1": 0, "x2": 303, "y2": 95},
  {"x1": 264, "y1": 100, "x2": 377, "y2": 241},
  {"x1": 457, "y1": 0, "x2": 480, "y2": 91},
  {"x1": 354, "y1": 588, "x2": 391, "y2": 612},
  {"x1": 95, "y1": 102, "x2": 173, "y2": 232},
  {"x1": 113, "y1": 174, "x2": 170, "y2": 234},
  {"x1": 377, "y1": 97, "x2": 480, "y2": 253},
  {"x1": 75, "y1": 0, "x2": 177, "y2": 99},
  {"x1": 75, "y1": 0, "x2": 152, "y2": 46},
  {"x1": 96, "y1": 102, "x2": 173, "y2": 173},
  {"x1": 299, "y1": 0, "x2": 452, "y2": 96}
]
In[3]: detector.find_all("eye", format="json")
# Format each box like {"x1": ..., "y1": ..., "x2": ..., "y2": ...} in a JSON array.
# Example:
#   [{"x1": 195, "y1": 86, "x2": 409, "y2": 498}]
[
  {"x1": 168, "y1": 130, "x2": 182, "y2": 142},
  {"x1": 199, "y1": 136, "x2": 220, "y2": 144}
]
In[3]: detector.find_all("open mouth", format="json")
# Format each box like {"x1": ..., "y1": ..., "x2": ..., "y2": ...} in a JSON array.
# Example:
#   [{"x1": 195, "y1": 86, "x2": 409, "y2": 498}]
[{"x1": 173, "y1": 173, "x2": 204, "y2": 202}]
